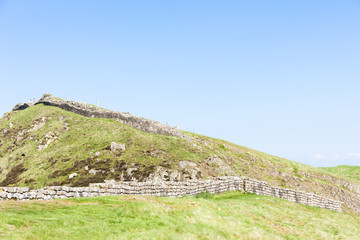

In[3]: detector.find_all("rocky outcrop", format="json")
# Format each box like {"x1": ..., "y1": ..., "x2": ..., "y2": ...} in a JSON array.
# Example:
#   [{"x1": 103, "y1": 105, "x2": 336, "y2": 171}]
[
  {"x1": 33, "y1": 93, "x2": 189, "y2": 139},
  {"x1": 12, "y1": 102, "x2": 34, "y2": 111},
  {"x1": 0, "y1": 177, "x2": 342, "y2": 212}
]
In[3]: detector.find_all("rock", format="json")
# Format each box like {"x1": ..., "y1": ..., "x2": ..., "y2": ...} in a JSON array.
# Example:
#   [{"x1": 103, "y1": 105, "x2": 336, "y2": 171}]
[
  {"x1": 9, "y1": 123, "x2": 13, "y2": 128},
  {"x1": 29, "y1": 117, "x2": 47, "y2": 132},
  {"x1": 89, "y1": 169, "x2": 97, "y2": 174},
  {"x1": 203, "y1": 156, "x2": 236, "y2": 176},
  {"x1": 169, "y1": 170, "x2": 181, "y2": 181},
  {"x1": 111, "y1": 142, "x2": 126, "y2": 152},
  {"x1": 12, "y1": 102, "x2": 33, "y2": 111},
  {"x1": 127, "y1": 167, "x2": 138, "y2": 176},
  {"x1": 58, "y1": 115, "x2": 66, "y2": 121},
  {"x1": 179, "y1": 161, "x2": 197, "y2": 169},
  {"x1": 16, "y1": 136, "x2": 24, "y2": 142},
  {"x1": 94, "y1": 152, "x2": 100, "y2": 157},
  {"x1": 38, "y1": 144, "x2": 48, "y2": 151},
  {"x1": 68, "y1": 173, "x2": 77, "y2": 179},
  {"x1": 84, "y1": 166, "x2": 89, "y2": 171},
  {"x1": 38, "y1": 93, "x2": 54, "y2": 102},
  {"x1": 104, "y1": 179, "x2": 116, "y2": 184},
  {"x1": 34, "y1": 93, "x2": 190, "y2": 139}
]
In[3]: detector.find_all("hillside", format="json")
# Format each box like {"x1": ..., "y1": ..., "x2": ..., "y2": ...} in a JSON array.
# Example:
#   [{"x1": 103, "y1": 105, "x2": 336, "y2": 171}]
[
  {"x1": 322, "y1": 165, "x2": 360, "y2": 183},
  {"x1": 1, "y1": 192, "x2": 359, "y2": 239},
  {"x1": 1, "y1": 94, "x2": 360, "y2": 213}
]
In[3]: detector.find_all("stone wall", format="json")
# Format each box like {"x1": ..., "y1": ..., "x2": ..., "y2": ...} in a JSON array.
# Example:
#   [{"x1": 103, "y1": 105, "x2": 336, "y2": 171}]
[
  {"x1": 0, "y1": 177, "x2": 342, "y2": 212},
  {"x1": 30, "y1": 93, "x2": 188, "y2": 139},
  {"x1": 244, "y1": 178, "x2": 342, "y2": 211}
]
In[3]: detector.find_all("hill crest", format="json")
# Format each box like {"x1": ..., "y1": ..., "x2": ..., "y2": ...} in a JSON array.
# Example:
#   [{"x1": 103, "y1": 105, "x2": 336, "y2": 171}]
[{"x1": 14, "y1": 93, "x2": 188, "y2": 139}]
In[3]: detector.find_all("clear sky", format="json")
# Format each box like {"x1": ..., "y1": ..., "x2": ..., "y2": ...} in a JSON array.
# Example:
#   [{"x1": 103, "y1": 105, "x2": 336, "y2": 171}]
[{"x1": 0, "y1": 1, "x2": 359, "y2": 167}]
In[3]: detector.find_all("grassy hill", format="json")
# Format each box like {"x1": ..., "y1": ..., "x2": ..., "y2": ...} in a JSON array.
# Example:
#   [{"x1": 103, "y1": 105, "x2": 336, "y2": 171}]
[
  {"x1": 0, "y1": 192, "x2": 359, "y2": 240},
  {"x1": 1, "y1": 99, "x2": 360, "y2": 213},
  {"x1": 322, "y1": 165, "x2": 360, "y2": 183}
]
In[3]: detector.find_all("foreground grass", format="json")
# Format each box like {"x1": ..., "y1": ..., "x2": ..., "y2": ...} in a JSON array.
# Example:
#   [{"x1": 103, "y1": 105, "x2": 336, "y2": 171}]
[{"x1": 0, "y1": 192, "x2": 359, "y2": 240}]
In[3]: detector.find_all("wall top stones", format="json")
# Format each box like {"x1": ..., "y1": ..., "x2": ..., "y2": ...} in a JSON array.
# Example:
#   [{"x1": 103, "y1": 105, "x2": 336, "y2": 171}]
[
  {"x1": 12, "y1": 102, "x2": 34, "y2": 111},
  {"x1": 20, "y1": 93, "x2": 189, "y2": 139}
]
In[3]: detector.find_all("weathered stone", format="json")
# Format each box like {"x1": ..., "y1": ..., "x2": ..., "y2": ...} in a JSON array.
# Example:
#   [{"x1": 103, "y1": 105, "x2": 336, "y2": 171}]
[
  {"x1": 38, "y1": 144, "x2": 48, "y2": 151},
  {"x1": 35, "y1": 93, "x2": 190, "y2": 139},
  {"x1": 69, "y1": 173, "x2": 78, "y2": 179},
  {"x1": 0, "y1": 176, "x2": 343, "y2": 212},
  {"x1": 179, "y1": 161, "x2": 197, "y2": 169},
  {"x1": 12, "y1": 102, "x2": 33, "y2": 111},
  {"x1": 111, "y1": 142, "x2": 126, "y2": 152}
]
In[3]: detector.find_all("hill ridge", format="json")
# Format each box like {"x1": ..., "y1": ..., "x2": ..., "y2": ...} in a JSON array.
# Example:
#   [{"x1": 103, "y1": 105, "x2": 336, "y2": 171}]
[{"x1": 14, "y1": 93, "x2": 188, "y2": 139}]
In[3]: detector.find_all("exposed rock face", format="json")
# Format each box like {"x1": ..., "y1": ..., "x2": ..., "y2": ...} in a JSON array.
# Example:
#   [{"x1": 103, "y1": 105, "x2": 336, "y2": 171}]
[
  {"x1": 203, "y1": 155, "x2": 236, "y2": 176},
  {"x1": 35, "y1": 93, "x2": 189, "y2": 139},
  {"x1": 12, "y1": 102, "x2": 34, "y2": 111},
  {"x1": 38, "y1": 131, "x2": 58, "y2": 151},
  {"x1": 146, "y1": 161, "x2": 202, "y2": 182}
]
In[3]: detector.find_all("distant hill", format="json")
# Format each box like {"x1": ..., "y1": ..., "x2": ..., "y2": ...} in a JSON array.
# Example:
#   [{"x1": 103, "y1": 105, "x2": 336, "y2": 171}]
[
  {"x1": 1, "y1": 94, "x2": 360, "y2": 213},
  {"x1": 322, "y1": 165, "x2": 360, "y2": 183}
]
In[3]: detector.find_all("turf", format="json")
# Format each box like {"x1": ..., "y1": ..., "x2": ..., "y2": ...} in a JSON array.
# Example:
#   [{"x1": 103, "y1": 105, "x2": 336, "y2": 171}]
[
  {"x1": 0, "y1": 192, "x2": 358, "y2": 240},
  {"x1": 321, "y1": 165, "x2": 360, "y2": 183}
]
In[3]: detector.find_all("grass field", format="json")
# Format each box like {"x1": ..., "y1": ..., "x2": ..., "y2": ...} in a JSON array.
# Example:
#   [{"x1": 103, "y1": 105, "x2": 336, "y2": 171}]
[{"x1": 0, "y1": 192, "x2": 359, "y2": 240}]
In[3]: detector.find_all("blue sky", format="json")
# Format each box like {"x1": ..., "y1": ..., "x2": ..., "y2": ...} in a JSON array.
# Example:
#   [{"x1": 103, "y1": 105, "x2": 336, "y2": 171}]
[{"x1": 0, "y1": 0, "x2": 359, "y2": 167}]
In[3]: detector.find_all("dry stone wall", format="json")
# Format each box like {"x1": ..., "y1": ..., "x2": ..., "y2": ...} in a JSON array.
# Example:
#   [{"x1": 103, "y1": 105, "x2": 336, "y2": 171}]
[
  {"x1": 244, "y1": 178, "x2": 342, "y2": 211},
  {"x1": 32, "y1": 93, "x2": 189, "y2": 139},
  {"x1": 0, "y1": 177, "x2": 342, "y2": 212}
]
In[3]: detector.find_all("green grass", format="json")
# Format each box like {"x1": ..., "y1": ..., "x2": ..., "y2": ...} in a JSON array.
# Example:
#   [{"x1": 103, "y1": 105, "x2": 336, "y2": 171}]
[
  {"x1": 0, "y1": 104, "x2": 348, "y2": 187},
  {"x1": 321, "y1": 165, "x2": 360, "y2": 183},
  {"x1": 0, "y1": 105, "x2": 215, "y2": 187},
  {"x1": 0, "y1": 192, "x2": 358, "y2": 240}
]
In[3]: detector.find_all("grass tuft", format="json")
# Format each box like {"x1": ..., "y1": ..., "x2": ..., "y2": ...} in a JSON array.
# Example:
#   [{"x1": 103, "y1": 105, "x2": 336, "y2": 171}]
[{"x1": 195, "y1": 191, "x2": 213, "y2": 199}]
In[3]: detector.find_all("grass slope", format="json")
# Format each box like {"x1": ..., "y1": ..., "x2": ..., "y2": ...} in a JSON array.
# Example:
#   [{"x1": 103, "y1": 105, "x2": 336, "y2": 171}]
[
  {"x1": 0, "y1": 192, "x2": 358, "y2": 240},
  {"x1": 0, "y1": 104, "x2": 349, "y2": 186},
  {"x1": 0, "y1": 104, "x2": 212, "y2": 187},
  {"x1": 322, "y1": 165, "x2": 360, "y2": 183}
]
